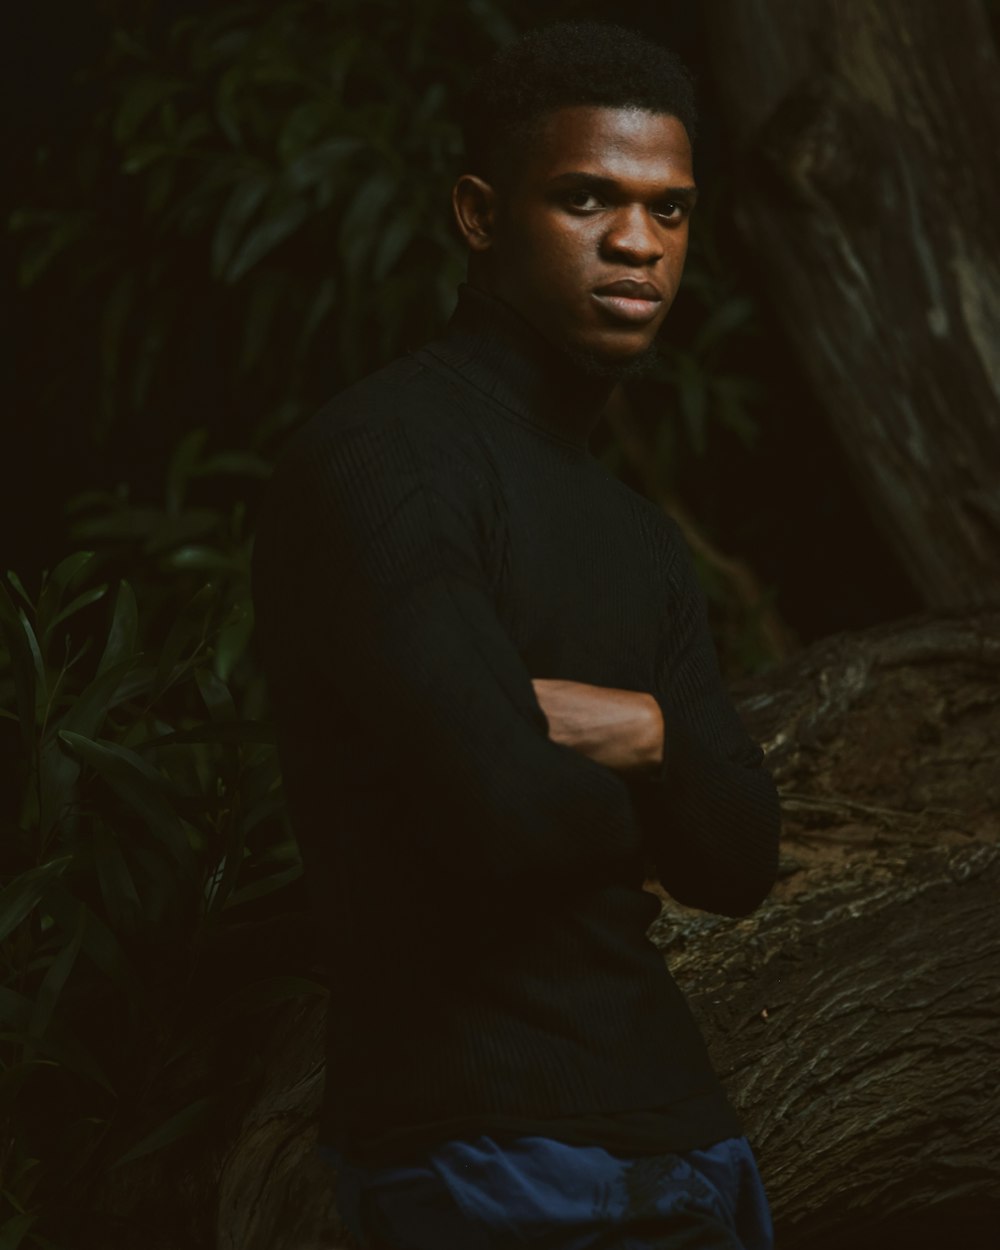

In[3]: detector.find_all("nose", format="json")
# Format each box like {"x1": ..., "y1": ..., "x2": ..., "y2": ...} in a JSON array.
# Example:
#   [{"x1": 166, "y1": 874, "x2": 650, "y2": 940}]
[{"x1": 601, "y1": 204, "x2": 664, "y2": 265}]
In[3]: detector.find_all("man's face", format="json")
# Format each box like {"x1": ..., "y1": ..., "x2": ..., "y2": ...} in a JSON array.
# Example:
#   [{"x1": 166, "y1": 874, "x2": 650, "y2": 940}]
[{"x1": 472, "y1": 105, "x2": 696, "y2": 367}]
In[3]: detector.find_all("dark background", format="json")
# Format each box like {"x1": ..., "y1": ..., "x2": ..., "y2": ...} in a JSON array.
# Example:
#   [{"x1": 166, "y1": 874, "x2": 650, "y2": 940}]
[{"x1": 5, "y1": 0, "x2": 932, "y2": 671}]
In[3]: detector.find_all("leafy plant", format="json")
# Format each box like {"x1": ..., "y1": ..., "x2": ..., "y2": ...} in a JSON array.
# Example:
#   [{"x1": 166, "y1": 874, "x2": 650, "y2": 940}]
[
  {"x1": 64, "y1": 424, "x2": 267, "y2": 693},
  {"x1": 0, "y1": 552, "x2": 318, "y2": 1244},
  {"x1": 11, "y1": 0, "x2": 526, "y2": 465}
]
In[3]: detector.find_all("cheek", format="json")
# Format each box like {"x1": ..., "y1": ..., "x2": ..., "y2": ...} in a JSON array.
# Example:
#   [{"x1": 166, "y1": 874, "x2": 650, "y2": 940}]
[{"x1": 522, "y1": 217, "x2": 595, "y2": 273}]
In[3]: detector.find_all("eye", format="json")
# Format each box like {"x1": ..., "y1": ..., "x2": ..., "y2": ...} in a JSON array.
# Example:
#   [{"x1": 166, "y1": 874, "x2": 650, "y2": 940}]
[
  {"x1": 564, "y1": 188, "x2": 605, "y2": 212},
  {"x1": 653, "y1": 201, "x2": 686, "y2": 223}
]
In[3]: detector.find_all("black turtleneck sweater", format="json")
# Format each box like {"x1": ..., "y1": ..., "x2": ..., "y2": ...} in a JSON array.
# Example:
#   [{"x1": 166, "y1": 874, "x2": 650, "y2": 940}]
[{"x1": 251, "y1": 284, "x2": 781, "y2": 1168}]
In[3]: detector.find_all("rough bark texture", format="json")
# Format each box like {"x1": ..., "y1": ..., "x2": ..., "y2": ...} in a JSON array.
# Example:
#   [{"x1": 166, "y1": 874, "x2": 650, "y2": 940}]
[
  {"x1": 647, "y1": 608, "x2": 1000, "y2": 1246},
  {"x1": 95, "y1": 611, "x2": 1000, "y2": 1248},
  {"x1": 703, "y1": 0, "x2": 1000, "y2": 609}
]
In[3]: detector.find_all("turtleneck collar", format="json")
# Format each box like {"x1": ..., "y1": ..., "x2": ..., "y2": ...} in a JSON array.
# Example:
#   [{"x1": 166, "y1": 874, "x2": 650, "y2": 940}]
[{"x1": 420, "y1": 283, "x2": 616, "y2": 451}]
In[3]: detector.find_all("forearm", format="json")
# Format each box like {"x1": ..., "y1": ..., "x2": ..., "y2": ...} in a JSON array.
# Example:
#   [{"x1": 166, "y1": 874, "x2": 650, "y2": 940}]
[
  {"x1": 533, "y1": 675, "x2": 780, "y2": 915},
  {"x1": 531, "y1": 678, "x2": 664, "y2": 774}
]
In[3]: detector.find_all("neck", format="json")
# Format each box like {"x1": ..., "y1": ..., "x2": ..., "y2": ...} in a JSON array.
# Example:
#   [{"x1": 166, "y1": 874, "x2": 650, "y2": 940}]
[{"x1": 429, "y1": 284, "x2": 623, "y2": 449}]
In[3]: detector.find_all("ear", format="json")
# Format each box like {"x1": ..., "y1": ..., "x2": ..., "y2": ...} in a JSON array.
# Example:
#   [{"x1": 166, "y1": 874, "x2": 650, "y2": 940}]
[{"x1": 452, "y1": 175, "x2": 497, "y2": 253}]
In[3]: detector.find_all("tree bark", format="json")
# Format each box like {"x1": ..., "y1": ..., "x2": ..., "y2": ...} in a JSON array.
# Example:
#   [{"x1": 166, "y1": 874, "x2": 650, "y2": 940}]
[
  {"x1": 647, "y1": 607, "x2": 1000, "y2": 1246},
  {"x1": 702, "y1": 0, "x2": 1000, "y2": 609}
]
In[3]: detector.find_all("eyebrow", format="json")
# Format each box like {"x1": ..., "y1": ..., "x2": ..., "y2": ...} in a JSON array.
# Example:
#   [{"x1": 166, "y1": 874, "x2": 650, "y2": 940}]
[{"x1": 547, "y1": 171, "x2": 699, "y2": 205}]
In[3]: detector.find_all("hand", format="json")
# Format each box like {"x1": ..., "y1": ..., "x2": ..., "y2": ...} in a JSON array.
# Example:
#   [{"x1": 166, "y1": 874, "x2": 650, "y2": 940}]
[{"x1": 531, "y1": 678, "x2": 664, "y2": 774}]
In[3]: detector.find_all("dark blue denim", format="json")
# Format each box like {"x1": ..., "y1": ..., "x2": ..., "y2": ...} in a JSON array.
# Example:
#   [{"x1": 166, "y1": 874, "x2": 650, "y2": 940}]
[{"x1": 318, "y1": 1131, "x2": 774, "y2": 1249}]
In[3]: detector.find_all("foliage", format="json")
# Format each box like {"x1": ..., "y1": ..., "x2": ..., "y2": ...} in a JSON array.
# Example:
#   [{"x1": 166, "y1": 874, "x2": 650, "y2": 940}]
[
  {"x1": 0, "y1": 547, "x2": 319, "y2": 1243},
  {"x1": 12, "y1": 0, "x2": 530, "y2": 464},
  {"x1": 64, "y1": 425, "x2": 266, "y2": 690}
]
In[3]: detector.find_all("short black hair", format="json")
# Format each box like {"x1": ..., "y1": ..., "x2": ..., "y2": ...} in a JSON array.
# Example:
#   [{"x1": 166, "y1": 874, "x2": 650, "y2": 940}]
[{"x1": 462, "y1": 21, "x2": 698, "y2": 182}]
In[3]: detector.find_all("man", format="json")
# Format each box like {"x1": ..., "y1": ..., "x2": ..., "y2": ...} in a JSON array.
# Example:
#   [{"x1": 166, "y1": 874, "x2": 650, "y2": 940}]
[{"x1": 252, "y1": 21, "x2": 781, "y2": 1250}]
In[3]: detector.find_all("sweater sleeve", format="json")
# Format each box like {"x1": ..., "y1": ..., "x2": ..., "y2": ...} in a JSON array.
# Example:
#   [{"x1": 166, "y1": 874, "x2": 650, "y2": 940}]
[
  {"x1": 255, "y1": 415, "x2": 644, "y2": 895},
  {"x1": 627, "y1": 522, "x2": 781, "y2": 917}
]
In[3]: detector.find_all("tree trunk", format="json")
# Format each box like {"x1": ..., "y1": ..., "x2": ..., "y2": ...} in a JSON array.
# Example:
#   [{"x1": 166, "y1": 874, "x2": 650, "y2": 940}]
[
  {"x1": 702, "y1": 0, "x2": 1000, "y2": 609},
  {"x1": 96, "y1": 612, "x2": 1000, "y2": 1248}
]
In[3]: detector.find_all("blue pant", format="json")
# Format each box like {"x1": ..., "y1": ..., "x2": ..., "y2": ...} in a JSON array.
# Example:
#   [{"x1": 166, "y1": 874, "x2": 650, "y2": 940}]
[{"x1": 319, "y1": 1132, "x2": 774, "y2": 1248}]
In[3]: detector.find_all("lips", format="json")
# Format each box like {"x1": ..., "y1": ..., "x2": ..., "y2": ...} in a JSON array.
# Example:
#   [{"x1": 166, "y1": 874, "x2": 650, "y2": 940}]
[
  {"x1": 594, "y1": 279, "x2": 662, "y2": 300},
  {"x1": 591, "y1": 278, "x2": 664, "y2": 325}
]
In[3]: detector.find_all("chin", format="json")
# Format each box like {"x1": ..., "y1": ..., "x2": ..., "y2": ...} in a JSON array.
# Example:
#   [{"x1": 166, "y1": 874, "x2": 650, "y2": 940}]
[{"x1": 563, "y1": 337, "x2": 664, "y2": 382}]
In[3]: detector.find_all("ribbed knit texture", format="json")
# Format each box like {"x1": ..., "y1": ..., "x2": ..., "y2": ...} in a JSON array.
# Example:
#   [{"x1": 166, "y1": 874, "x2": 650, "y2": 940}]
[{"x1": 251, "y1": 284, "x2": 781, "y2": 1168}]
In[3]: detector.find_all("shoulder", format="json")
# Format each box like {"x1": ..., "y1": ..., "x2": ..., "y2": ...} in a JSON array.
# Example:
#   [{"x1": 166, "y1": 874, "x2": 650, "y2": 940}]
[
  {"x1": 273, "y1": 353, "x2": 494, "y2": 499},
  {"x1": 259, "y1": 353, "x2": 502, "y2": 560}
]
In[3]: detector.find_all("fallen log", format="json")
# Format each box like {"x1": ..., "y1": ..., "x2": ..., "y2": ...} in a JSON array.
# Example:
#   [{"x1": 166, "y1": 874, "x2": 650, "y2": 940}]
[{"x1": 655, "y1": 608, "x2": 1000, "y2": 1247}]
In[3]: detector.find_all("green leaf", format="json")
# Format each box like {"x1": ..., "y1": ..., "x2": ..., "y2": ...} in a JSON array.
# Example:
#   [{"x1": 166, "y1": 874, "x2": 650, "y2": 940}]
[
  {"x1": 225, "y1": 194, "x2": 310, "y2": 283},
  {"x1": 111, "y1": 1095, "x2": 220, "y2": 1169},
  {"x1": 42, "y1": 585, "x2": 109, "y2": 646},
  {"x1": 195, "y1": 667, "x2": 236, "y2": 722},
  {"x1": 58, "y1": 733, "x2": 193, "y2": 867},
  {"x1": 44, "y1": 887, "x2": 137, "y2": 995},
  {"x1": 93, "y1": 825, "x2": 143, "y2": 935},
  {"x1": 283, "y1": 137, "x2": 363, "y2": 190},
  {"x1": 142, "y1": 720, "x2": 275, "y2": 748},
  {"x1": 0, "y1": 581, "x2": 36, "y2": 758},
  {"x1": 338, "y1": 171, "x2": 397, "y2": 281},
  {"x1": 204, "y1": 844, "x2": 239, "y2": 916},
  {"x1": 213, "y1": 600, "x2": 253, "y2": 683},
  {"x1": 69, "y1": 507, "x2": 161, "y2": 544},
  {"x1": 0, "y1": 1211, "x2": 36, "y2": 1250},
  {"x1": 0, "y1": 988, "x2": 31, "y2": 1030},
  {"x1": 141, "y1": 509, "x2": 223, "y2": 555},
  {"x1": 121, "y1": 142, "x2": 170, "y2": 174},
  {"x1": 372, "y1": 215, "x2": 414, "y2": 281},
  {"x1": 136, "y1": 505, "x2": 221, "y2": 555},
  {"x1": 223, "y1": 862, "x2": 302, "y2": 910},
  {"x1": 292, "y1": 276, "x2": 337, "y2": 364},
  {"x1": 165, "y1": 546, "x2": 242, "y2": 573},
  {"x1": 166, "y1": 428, "x2": 208, "y2": 515},
  {"x1": 38, "y1": 735, "x2": 81, "y2": 838},
  {"x1": 40, "y1": 656, "x2": 144, "y2": 834},
  {"x1": 276, "y1": 101, "x2": 327, "y2": 162},
  {"x1": 152, "y1": 584, "x2": 215, "y2": 699},
  {"x1": 12, "y1": 210, "x2": 91, "y2": 288},
  {"x1": 5, "y1": 571, "x2": 34, "y2": 610},
  {"x1": 239, "y1": 791, "x2": 285, "y2": 839},
  {"x1": 29, "y1": 904, "x2": 86, "y2": 1041},
  {"x1": 26, "y1": 1026, "x2": 115, "y2": 1097},
  {"x1": 95, "y1": 582, "x2": 138, "y2": 677},
  {"x1": 214, "y1": 63, "x2": 246, "y2": 146},
  {"x1": 0, "y1": 858, "x2": 72, "y2": 944},
  {"x1": 114, "y1": 75, "x2": 187, "y2": 144},
  {"x1": 18, "y1": 1027, "x2": 115, "y2": 1098},
  {"x1": 60, "y1": 655, "x2": 144, "y2": 740},
  {"x1": 36, "y1": 552, "x2": 96, "y2": 625}
]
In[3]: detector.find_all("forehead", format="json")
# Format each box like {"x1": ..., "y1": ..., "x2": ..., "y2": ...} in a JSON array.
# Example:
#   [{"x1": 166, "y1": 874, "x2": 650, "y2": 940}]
[{"x1": 512, "y1": 105, "x2": 693, "y2": 188}]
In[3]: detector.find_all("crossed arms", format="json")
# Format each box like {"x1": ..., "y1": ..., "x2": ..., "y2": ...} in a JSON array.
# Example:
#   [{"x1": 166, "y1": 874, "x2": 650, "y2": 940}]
[
  {"x1": 531, "y1": 679, "x2": 664, "y2": 776},
  {"x1": 255, "y1": 417, "x2": 780, "y2": 917}
]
